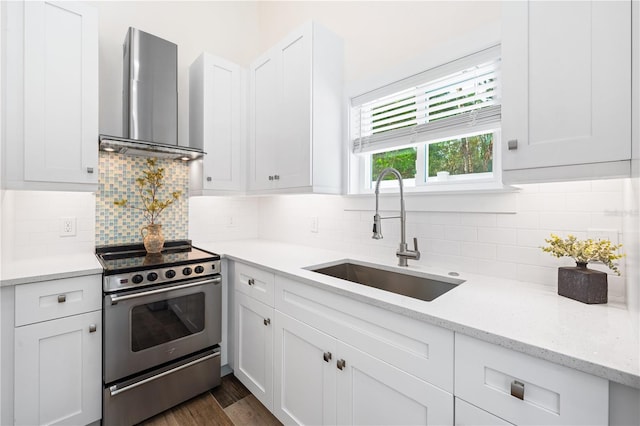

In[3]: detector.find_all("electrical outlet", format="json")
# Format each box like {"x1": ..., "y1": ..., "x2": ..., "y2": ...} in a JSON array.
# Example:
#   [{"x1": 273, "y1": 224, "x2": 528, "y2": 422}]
[
  {"x1": 60, "y1": 217, "x2": 76, "y2": 237},
  {"x1": 310, "y1": 216, "x2": 319, "y2": 233}
]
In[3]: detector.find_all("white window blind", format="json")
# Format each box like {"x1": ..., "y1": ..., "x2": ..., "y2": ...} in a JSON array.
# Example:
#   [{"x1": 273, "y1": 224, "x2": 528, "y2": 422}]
[{"x1": 351, "y1": 46, "x2": 501, "y2": 153}]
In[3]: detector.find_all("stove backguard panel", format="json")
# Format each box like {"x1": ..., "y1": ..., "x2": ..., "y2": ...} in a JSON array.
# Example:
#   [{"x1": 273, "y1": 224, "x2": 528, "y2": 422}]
[{"x1": 95, "y1": 151, "x2": 189, "y2": 246}]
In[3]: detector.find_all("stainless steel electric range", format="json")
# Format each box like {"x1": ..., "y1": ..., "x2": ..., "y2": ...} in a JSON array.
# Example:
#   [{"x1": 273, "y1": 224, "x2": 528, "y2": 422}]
[{"x1": 96, "y1": 240, "x2": 221, "y2": 426}]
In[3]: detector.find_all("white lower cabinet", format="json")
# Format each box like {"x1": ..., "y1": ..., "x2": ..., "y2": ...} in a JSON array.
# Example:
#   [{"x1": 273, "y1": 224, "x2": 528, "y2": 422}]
[
  {"x1": 273, "y1": 311, "x2": 336, "y2": 425},
  {"x1": 273, "y1": 311, "x2": 452, "y2": 425},
  {"x1": 14, "y1": 310, "x2": 101, "y2": 426},
  {"x1": 234, "y1": 291, "x2": 274, "y2": 410},
  {"x1": 231, "y1": 263, "x2": 615, "y2": 426},
  {"x1": 335, "y1": 339, "x2": 452, "y2": 425},
  {"x1": 455, "y1": 333, "x2": 609, "y2": 425}
]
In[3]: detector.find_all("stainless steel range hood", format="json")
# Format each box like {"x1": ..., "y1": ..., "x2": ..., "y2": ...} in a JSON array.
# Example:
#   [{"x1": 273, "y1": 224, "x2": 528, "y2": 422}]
[
  {"x1": 99, "y1": 27, "x2": 204, "y2": 161},
  {"x1": 98, "y1": 135, "x2": 204, "y2": 161}
]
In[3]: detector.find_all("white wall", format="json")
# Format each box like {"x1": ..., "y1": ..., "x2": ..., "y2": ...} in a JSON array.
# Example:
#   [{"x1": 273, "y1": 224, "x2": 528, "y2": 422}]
[
  {"x1": 256, "y1": 1, "x2": 501, "y2": 83},
  {"x1": 88, "y1": 1, "x2": 261, "y2": 146},
  {"x1": 0, "y1": 191, "x2": 96, "y2": 265}
]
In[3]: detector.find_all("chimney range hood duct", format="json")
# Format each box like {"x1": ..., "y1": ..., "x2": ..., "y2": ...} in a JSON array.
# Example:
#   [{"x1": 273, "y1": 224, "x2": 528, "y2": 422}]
[{"x1": 99, "y1": 27, "x2": 204, "y2": 161}]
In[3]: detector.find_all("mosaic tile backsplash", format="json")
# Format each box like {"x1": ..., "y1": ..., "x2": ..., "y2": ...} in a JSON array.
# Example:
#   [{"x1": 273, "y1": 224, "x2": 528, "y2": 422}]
[{"x1": 96, "y1": 152, "x2": 189, "y2": 246}]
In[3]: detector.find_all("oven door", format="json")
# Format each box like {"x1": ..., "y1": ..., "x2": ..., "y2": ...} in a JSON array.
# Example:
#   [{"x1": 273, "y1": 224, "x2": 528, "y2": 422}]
[{"x1": 103, "y1": 276, "x2": 221, "y2": 384}]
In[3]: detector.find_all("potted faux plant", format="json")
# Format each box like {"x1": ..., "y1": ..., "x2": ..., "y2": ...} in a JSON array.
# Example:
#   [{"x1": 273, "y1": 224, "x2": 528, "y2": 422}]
[
  {"x1": 114, "y1": 158, "x2": 182, "y2": 253},
  {"x1": 541, "y1": 234, "x2": 624, "y2": 304}
]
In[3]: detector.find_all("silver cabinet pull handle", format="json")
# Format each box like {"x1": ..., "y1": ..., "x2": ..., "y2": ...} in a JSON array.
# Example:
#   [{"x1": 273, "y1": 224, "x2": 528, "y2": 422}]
[
  {"x1": 89, "y1": 324, "x2": 97, "y2": 333},
  {"x1": 58, "y1": 295, "x2": 66, "y2": 303},
  {"x1": 337, "y1": 359, "x2": 346, "y2": 370},
  {"x1": 86, "y1": 167, "x2": 94, "y2": 174},
  {"x1": 507, "y1": 139, "x2": 518, "y2": 150},
  {"x1": 248, "y1": 278, "x2": 255, "y2": 286},
  {"x1": 263, "y1": 318, "x2": 271, "y2": 326},
  {"x1": 206, "y1": 176, "x2": 212, "y2": 182},
  {"x1": 323, "y1": 352, "x2": 332, "y2": 362},
  {"x1": 511, "y1": 380, "x2": 525, "y2": 400},
  {"x1": 110, "y1": 277, "x2": 221, "y2": 305}
]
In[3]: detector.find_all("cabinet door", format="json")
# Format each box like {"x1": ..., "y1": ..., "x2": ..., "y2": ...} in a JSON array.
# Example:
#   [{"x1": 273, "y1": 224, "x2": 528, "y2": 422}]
[
  {"x1": 14, "y1": 310, "x2": 101, "y2": 426},
  {"x1": 275, "y1": 25, "x2": 312, "y2": 189},
  {"x1": 234, "y1": 292, "x2": 274, "y2": 409},
  {"x1": 23, "y1": 1, "x2": 98, "y2": 184},
  {"x1": 502, "y1": 1, "x2": 631, "y2": 172},
  {"x1": 273, "y1": 311, "x2": 336, "y2": 425},
  {"x1": 201, "y1": 54, "x2": 243, "y2": 191},
  {"x1": 249, "y1": 52, "x2": 278, "y2": 191},
  {"x1": 336, "y1": 341, "x2": 453, "y2": 425}
]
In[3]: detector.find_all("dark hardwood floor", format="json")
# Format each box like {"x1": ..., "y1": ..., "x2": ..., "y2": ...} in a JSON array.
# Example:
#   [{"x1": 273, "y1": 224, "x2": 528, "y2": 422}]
[{"x1": 138, "y1": 374, "x2": 282, "y2": 426}]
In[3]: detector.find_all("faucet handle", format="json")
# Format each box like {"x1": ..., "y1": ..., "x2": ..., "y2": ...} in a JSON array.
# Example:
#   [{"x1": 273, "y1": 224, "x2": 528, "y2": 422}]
[{"x1": 413, "y1": 237, "x2": 421, "y2": 260}]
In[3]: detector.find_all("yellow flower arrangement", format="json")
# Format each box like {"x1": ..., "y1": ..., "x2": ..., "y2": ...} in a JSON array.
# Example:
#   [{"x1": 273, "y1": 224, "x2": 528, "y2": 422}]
[
  {"x1": 114, "y1": 158, "x2": 182, "y2": 225},
  {"x1": 541, "y1": 234, "x2": 624, "y2": 275}
]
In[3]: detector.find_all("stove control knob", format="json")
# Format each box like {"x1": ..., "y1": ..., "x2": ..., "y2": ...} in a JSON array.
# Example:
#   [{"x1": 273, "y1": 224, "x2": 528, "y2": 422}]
[
  {"x1": 147, "y1": 272, "x2": 158, "y2": 282},
  {"x1": 182, "y1": 267, "x2": 192, "y2": 276},
  {"x1": 194, "y1": 265, "x2": 205, "y2": 274},
  {"x1": 165, "y1": 270, "x2": 176, "y2": 279},
  {"x1": 132, "y1": 274, "x2": 144, "y2": 284}
]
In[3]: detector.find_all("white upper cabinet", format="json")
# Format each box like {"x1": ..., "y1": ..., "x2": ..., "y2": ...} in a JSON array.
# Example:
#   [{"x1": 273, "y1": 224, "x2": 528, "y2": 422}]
[
  {"x1": 501, "y1": 0, "x2": 631, "y2": 183},
  {"x1": 248, "y1": 21, "x2": 344, "y2": 194},
  {"x1": 189, "y1": 53, "x2": 245, "y2": 195},
  {"x1": 2, "y1": 1, "x2": 99, "y2": 190}
]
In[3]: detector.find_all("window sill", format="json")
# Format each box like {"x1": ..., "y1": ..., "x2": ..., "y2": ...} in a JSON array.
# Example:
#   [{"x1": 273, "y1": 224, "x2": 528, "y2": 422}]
[{"x1": 344, "y1": 184, "x2": 519, "y2": 214}]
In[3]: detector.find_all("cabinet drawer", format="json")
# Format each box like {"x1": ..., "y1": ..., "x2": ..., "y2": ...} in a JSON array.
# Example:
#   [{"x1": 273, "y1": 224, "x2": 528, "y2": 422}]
[
  {"x1": 235, "y1": 262, "x2": 274, "y2": 307},
  {"x1": 455, "y1": 398, "x2": 512, "y2": 426},
  {"x1": 275, "y1": 275, "x2": 454, "y2": 392},
  {"x1": 455, "y1": 334, "x2": 608, "y2": 425},
  {"x1": 15, "y1": 275, "x2": 102, "y2": 326}
]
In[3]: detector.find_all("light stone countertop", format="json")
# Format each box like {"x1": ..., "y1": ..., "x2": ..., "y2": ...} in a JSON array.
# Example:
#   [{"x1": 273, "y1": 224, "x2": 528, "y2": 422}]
[
  {"x1": 196, "y1": 239, "x2": 640, "y2": 389},
  {"x1": 0, "y1": 253, "x2": 103, "y2": 286}
]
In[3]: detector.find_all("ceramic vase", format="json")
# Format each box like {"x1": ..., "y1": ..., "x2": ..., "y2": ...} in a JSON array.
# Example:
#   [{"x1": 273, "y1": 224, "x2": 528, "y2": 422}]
[{"x1": 141, "y1": 224, "x2": 165, "y2": 254}]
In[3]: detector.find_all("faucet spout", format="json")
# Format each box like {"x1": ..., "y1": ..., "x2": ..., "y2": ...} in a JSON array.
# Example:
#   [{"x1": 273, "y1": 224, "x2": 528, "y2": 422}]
[{"x1": 372, "y1": 167, "x2": 421, "y2": 266}]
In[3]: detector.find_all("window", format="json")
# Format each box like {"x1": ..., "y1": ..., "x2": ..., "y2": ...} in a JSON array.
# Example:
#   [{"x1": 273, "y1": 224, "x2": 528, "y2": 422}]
[{"x1": 350, "y1": 46, "x2": 501, "y2": 192}]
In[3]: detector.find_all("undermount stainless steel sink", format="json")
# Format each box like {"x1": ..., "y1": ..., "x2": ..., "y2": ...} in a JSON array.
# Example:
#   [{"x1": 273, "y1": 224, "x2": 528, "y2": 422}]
[{"x1": 308, "y1": 261, "x2": 464, "y2": 302}]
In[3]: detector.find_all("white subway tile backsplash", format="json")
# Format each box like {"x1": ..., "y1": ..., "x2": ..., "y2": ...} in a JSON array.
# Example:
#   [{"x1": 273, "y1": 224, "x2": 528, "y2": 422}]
[
  {"x1": 461, "y1": 242, "x2": 497, "y2": 260},
  {"x1": 539, "y1": 180, "x2": 592, "y2": 193},
  {"x1": 516, "y1": 264, "x2": 557, "y2": 286},
  {"x1": 477, "y1": 227, "x2": 517, "y2": 245},
  {"x1": 495, "y1": 213, "x2": 518, "y2": 228},
  {"x1": 518, "y1": 192, "x2": 567, "y2": 212},
  {"x1": 429, "y1": 212, "x2": 461, "y2": 225},
  {"x1": 496, "y1": 245, "x2": 541, "y2": 265},
  {"x1": 444, "y1": 225, "x2": 477, "y2": 242},
  {"x1": 460, "y1": 213, "x2": 497, "y2": 227},
  {"x1": 476, "y1": 259, "x2": 518, "y2": 280},
  {"x1": 424, "y1": 239, "x2": 460, "y2": 256},
  {"x1": 539, "y1": 212, "x2": 592, "y2": 231},
  {"x1": 183, "y1": 179, "x2": 630, "y2": 305},
  {"x1": 517, "y1": 228, "x2": 548, "y2": 248},
  {"x1": 565, "y1": 192, "x2": 624, "y2": 212}
]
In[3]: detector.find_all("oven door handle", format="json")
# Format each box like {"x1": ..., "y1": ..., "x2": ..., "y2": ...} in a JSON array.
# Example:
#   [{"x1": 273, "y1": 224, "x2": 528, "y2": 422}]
[
  {"x1": 109, "y1": 351, "x2": 220, "y2": 397},
  {"x1": 109, "y1": 277, "x2": 221, "y2": 305}
]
